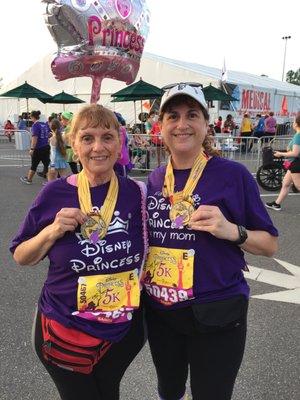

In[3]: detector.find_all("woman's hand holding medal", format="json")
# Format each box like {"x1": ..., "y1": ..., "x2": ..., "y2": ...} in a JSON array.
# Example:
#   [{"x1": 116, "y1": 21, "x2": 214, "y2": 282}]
[
  {"x1": 49, "y1": 208, "x2": 88, "y2": 240},
  {"x1": 189, "y1": 205, "x2": 239, "y2": 241}
]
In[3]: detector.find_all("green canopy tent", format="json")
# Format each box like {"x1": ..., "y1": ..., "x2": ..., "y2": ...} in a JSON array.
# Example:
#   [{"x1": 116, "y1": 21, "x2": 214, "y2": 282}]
[
  {"x1": 111, "y1": 95, "x2": 146, "y2": 102},
  {"x1": 40, "y1": 91, "x2": 85, "y2": 110},
  {"x1": 112, "y1": 78, "x2": 163, "y2": 99},
  {"x1": 112, "y1": 79, "x2": 163, "y2": 123},
  {"x1": 0, "y1": 81, "x2": 52, "y2": 118},
  {"x1": 202, "y1": 84, "x2": 238, "y2": 102}
]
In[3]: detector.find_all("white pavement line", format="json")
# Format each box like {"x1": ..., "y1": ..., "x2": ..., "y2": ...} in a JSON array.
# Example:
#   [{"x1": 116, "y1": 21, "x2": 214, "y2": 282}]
[
  {"x1": 260, "y1": 192, "x2": 300, "y2": 197},
  {"x1": 274, "y1": 258, "x2": 300, "y2": 277},
  {"x1": 243, "y1": 266, "x2": 262, "y2": 280},
  {"x1": 0, "y1": 164, "x2": 30, "y2": 167},
  {"x1": 244, "y1": 261, "x2": 300, "y2": 304},
  {"x1": 244, "y1": 266, "x2": 300, "y2": 289},
  {"x1": 252, "y1": 288, "x2": 300, "y2": 304}
]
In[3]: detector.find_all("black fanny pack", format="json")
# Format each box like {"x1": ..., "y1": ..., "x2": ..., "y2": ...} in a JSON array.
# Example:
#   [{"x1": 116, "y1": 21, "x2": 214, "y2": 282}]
[{"x1": 192, "y1": 295, "x2": 248, "y2": 332}]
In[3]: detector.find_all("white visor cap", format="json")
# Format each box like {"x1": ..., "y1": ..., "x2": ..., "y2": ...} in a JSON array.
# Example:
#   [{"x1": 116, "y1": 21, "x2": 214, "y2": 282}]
[{"x1": 160, "y1": 83, "x2": 207, "y2": 112}]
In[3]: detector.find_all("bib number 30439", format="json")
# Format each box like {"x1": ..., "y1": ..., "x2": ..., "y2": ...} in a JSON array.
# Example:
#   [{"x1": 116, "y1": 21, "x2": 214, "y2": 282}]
[{"x1": 143, "y1": 246, "x2": 195, "y2": 306}]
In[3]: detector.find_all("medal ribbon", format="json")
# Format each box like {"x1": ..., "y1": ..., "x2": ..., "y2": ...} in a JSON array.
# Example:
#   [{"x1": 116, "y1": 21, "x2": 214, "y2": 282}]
[
  {"x1": 162, "y1": 152, "x2": 208, "y2": 205},
  {"x1": 77, "y1": 169, "x2": 119, "y2": 239}
]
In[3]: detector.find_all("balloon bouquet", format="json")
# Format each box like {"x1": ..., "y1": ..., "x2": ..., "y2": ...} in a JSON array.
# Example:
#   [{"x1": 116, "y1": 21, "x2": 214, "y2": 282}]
[{"x1": 43, "y1": 0, "x2": 150, "y2": 103}]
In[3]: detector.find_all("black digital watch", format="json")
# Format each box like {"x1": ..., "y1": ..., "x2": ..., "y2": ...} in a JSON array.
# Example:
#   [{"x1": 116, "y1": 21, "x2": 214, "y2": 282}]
[{"x1": 231, "y1": 225, "x2": 248, "y2": 245}]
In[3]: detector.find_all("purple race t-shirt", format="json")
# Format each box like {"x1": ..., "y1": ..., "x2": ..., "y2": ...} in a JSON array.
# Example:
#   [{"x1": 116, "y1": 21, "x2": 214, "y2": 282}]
[
  {"x1": 31, "y1": 121, "x2": 50, "y2": 149},
  {"x1": 10, "y1": 176, "x2": 145, "y2": 342},
  {"x1": 144, "y1": 156, "x2": 278, "y2": 309}
]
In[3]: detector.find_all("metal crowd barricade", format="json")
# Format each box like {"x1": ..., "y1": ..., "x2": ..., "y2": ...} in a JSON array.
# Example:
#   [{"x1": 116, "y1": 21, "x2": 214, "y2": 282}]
[
  {"x1": 214, "y1": 135, "x2": 294, "y2": 173},
  {"x1": 0, "y1": 129, "x2": 31, "y2": 167},
  {"x1": 128, "y1": 132, "x2": 262, "y2": 174},
  {"x1": 268, "y1": 135, "x2": 293, "y2": 151},
  {"x1": 213, "y1": 134, "x2": 262, "y2": 173},
  {"x1": 128, "y1": 132, "x2": 167, "y2": 172},
  {"x1": 128, "y1": 132, "x2": 264, "y2": 174},
  {"x1": 1, "y1": 129, "x2": 293, "y2": 174}
]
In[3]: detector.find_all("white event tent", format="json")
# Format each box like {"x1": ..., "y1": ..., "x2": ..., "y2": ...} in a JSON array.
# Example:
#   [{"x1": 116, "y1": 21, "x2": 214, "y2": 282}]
[{"x1": 1, "y1": 52, "x2": 299, "y2": 126}]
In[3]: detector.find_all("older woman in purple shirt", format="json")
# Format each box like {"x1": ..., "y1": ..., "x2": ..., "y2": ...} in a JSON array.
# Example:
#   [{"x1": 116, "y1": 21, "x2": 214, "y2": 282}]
[{"x1": 11, "y1": 105, "x2": 147, "y2": 400}]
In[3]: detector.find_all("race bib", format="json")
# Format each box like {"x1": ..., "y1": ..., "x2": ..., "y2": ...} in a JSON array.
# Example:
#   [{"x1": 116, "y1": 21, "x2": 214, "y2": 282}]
[
  {"x1": 143, "y1": 246, "x2": 195, "y2": 306},
  {"x1": 73, "y1": 270, "x2": 140, "y2": 324}
]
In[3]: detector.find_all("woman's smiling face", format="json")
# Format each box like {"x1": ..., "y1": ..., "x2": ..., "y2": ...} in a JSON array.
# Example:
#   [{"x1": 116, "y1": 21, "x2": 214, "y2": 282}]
[
  {"x1": 159, "y1": 101, "x2": 208, "y2": 159},
  {"x1": 73, "y1": 124, "x2": 121, "y2": 180}
]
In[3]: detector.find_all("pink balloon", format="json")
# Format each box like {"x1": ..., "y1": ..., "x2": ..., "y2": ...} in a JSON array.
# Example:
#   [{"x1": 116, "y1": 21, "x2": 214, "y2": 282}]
[{"x1": 43, "y1": 0, "x2": 150, "y2": 103}]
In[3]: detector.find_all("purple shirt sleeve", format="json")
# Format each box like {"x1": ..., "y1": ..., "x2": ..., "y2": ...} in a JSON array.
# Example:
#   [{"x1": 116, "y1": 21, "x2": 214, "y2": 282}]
[
  {"x1": 31, "y1": 122, "x2": 39, "y2": 137},
  {"x1": 9, "y1": 191, "x2": 49, "y2": 253},
  {"x1": 238, "y1": 165, "x2": 278, "y2": 236}
]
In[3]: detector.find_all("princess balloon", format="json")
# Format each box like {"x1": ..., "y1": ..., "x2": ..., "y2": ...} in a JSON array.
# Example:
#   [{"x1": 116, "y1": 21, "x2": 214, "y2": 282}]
[{"x1": 43, "y1": 0, "x2": 150, "y2": 103}]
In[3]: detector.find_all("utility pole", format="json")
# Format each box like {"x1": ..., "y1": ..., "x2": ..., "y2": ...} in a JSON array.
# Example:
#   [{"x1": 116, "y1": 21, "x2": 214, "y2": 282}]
[{"x1": 282, "y1": 36, "x2": 291, "y2": 81}]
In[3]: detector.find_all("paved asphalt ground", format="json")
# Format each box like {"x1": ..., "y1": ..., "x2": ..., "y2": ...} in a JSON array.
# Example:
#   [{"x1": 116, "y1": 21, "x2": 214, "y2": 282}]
[{"x1": 0, "y1": 154, "x2": 299, "y2": 400}]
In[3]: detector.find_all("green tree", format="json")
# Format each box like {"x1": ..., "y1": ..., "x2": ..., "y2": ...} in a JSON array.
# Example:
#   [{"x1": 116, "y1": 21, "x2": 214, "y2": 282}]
[{"x1": 286, "y1": 68, "x2": 300, "y2": 85}]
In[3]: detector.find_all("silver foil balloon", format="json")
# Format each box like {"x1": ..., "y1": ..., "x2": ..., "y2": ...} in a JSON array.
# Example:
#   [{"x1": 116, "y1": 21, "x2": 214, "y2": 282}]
[{"x1": 43, "y1": 0, "x2": 150, "y2": 103}]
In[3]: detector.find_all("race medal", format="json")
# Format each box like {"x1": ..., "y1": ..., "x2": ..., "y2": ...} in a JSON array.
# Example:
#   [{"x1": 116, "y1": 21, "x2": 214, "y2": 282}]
[
  {"x1": 169, "y1": 201, "x2": 195, "y2": 228},
  {"x1": 163, "y1": 152, "x2": 208, "y2": 229},
  {"x1": 81, "y1": 213, "x2": 106, "y2": 243},
  {"x1": 77, "y1": 170, "x2": 119, "y2": 242}
]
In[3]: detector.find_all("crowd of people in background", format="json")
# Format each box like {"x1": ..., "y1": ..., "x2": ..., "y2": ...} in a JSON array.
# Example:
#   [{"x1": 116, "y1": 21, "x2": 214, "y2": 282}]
[
  {"x1": 2, "y1": 108, "x2": 295, "y2": 187},
  {"x1": 212, "y1": 112, "x2": 278, "y2": 139},
  {"x1": 1, "y1": 108, "x2": 169, "y2": 186}
]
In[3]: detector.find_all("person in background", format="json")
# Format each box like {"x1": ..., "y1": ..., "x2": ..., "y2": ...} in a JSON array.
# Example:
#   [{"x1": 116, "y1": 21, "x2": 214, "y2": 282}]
[
  {"x1": 145, "y1": 110, "x2": 157, "y2": 135},
  {"x1": 17, "y1": 115, "x2": 27, "y2": 131},
  {"x1": 214, "y1": 116, "x2": 222, "y2": 133},
  {"x1": 130, "y1": 127, "x2": 150, "y2": 170},
  {"x1": 4, "y1": 119, "x2": 15, "y2": 142},
  {"x1": 20, "y1": 111, "x2": 50, "y2": 184},
  {"x1": 47, "y1": 119, "x2": 69, "y2": 182},
  {"x1": 222, "y1": 114, "x2": 237, "y2": 134},
  {"x1": 11, "y1": 104, "x2": 147, "y2": 400},
  {"x1": 37, "y1": 114, "x2": 59, "y2": 179},
  {"x1": 150, "y1": 117, "x2": 164, "y2": 167},
  {"x1": 48, "y1": 113, "x2": 58, "y2": 128},
  {"x1": 61, "y1": 111, "x2": 78, "y2": 174},
  {"x1": 145, "y1": 110, "x2": 163, "y2": 167},
  {"x1": 265, "y1": 112, "x2": 300, "y2": 211},
  {"x1": 240, "y1": 112, "x2": 253, "y2": 152},
  {"x1": 264, "y1": 111, "x2": 277, "y2": 141},
  {"x1": 208, "y1": 124, "x2": 215, "y2": 136},
  {"x1": 253, "y1": 114, "x2": 265, "y2": 139},
  {"x1": 113, "y1": 112, "x2": 132, "y2": 177},
  {"x1": 143, "y1": 83, "x2": 278, "y2": 400}
]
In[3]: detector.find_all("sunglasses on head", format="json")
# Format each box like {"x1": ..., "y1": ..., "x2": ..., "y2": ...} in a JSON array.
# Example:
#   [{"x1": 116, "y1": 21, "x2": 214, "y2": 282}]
[{"x1": 162, "y1": 82, "x2": 203, "y2": 91}]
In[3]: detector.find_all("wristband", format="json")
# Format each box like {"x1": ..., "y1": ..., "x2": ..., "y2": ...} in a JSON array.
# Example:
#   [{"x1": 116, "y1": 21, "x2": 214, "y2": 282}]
[{"x1": 230, "y1": 225, "x2": 248, "y2": 245}]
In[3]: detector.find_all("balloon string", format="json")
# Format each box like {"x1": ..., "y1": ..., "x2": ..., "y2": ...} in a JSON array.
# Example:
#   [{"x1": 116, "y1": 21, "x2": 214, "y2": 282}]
[{"x1": 90, "y1": 77, "x2": 102, "y2": 104}]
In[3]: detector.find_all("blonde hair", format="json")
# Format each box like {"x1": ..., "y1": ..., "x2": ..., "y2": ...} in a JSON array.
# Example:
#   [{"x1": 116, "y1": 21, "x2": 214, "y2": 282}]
[{"x1": 68, "y1": 104, "x2": 120, "y2": 147}]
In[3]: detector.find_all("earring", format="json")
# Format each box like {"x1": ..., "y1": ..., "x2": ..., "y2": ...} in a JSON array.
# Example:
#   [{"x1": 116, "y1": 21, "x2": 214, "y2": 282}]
[{"x1": 73, "y1": 152, "x2": 79, "y2": 162}]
